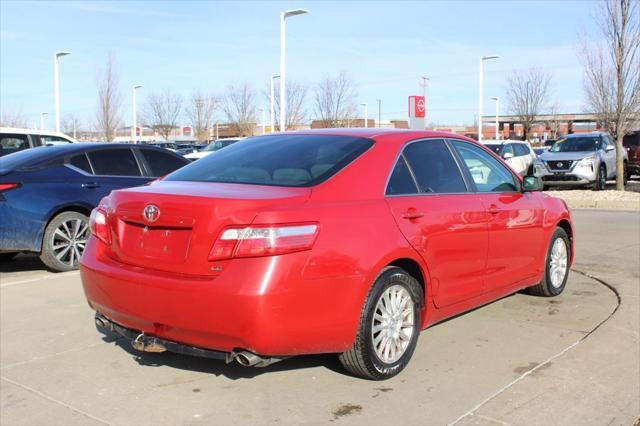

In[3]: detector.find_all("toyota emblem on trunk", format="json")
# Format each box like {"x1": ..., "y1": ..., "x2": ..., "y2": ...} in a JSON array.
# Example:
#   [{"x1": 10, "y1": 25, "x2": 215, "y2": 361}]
[{"x1": 143, "y1": 204, "x2": 160, "y2": 223}]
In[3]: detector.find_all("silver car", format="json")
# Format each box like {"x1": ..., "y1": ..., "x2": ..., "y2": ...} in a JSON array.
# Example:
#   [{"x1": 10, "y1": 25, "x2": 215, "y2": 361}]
[{"x1": 533, "y1": 132, "x2": 627, "y2": 190}]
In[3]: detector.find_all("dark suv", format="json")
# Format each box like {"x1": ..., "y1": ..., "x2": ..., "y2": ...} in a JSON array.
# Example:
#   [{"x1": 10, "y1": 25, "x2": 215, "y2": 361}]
[{"x1": 623, "y1": 131, "x2": 640, "y2": 178}]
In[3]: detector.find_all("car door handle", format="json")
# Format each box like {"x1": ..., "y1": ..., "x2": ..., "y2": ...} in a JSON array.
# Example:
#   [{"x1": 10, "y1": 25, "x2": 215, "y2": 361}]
[
  {"x1": 81, "y1": 182, "x2": 100, "y2": 189},
  {"x1": 401, "y1": 210, "x2": 424, "y2": 220},
  {"x1": 488, "y1": 205, "x2": 501, "y2": 214}
]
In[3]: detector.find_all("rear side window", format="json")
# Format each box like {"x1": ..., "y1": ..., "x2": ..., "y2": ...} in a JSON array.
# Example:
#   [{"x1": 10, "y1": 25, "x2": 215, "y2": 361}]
[
  {"x1": 513, "y1": 144, "x2": 530, "y2": 156},
  {"x1": 166, "y1": 135, "x2": 373, "y2": 187},
  {"x1": 386, "y1": 156, "x2": 419, "y2": 195},
  {"x1": 69, "y1": 153, "x2": 92, "y2": 174},
  {"x1": 0, "y1": 134, "x2": 29, "y2": 156},
  {"x1": 401, "y1": 139, "x2": 467, "y2": 193},
  {"x1": 139, "y1": 148, "x2": 187, "y2": 177},
  {"x1": 87, "y1": 148, "x2": 142, "y2": 176}
]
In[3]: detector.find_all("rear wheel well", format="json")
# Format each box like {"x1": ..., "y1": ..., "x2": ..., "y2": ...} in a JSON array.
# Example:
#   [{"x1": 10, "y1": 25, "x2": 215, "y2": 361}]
[
  {"x1": 388, "y1": 258, "x2": 426, "y2": 302},
  {"x1": 48, "y1": 205, "x2": 92, "y2": 222},
  {"x1": 557, "y1": 219, "x2": 573, "y2": 244}
]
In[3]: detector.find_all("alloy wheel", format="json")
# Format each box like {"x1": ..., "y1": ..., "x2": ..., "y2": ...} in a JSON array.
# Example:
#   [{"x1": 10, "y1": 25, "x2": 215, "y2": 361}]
[
  {"x1": 371, "y1": 284, "x2": 415, "y2": 364},
  {"x1": 549, "y1": 238, "x2": 568, "y2": 289},
  {"x1": 51, "y1": 218, "x2": 89, "y2": 267}
]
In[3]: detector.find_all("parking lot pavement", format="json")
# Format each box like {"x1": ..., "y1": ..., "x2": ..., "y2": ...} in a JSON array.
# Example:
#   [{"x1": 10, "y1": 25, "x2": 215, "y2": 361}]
[{"x1": 1, "y1": 210, "x2": 638, "y2": 426}]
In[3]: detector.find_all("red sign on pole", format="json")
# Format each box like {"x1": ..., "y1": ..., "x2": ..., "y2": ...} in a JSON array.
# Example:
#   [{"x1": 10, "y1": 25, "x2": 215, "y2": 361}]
[{"x1": 408, "y1": 96, "x2": 426, "y2": 118}]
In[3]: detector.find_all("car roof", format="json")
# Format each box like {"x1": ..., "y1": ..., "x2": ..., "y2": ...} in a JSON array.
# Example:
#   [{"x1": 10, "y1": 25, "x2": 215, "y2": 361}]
[
  {"x1": 564, "y1": 132, "x2": 608, "y2": 138},
  {"x1": 0, "y1": 143, "x2": 175, "y2": 171},
  {"x1": 264, "y1": 128, "x2": 475, "y2": 141},
  {"x1": 0, "y1": 127, "x2": 79, "y2": 142}
]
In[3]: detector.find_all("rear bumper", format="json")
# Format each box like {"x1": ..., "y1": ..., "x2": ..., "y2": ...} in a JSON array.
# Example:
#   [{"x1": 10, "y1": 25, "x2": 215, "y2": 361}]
[{"x1": 80, "y1": 238, "x2": 365, "y2": 356}]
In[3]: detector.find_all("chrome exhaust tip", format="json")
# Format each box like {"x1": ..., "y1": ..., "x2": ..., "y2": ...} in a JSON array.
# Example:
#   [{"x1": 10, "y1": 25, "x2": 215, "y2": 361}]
[{"x1": 95, "y1": 314, "x2": 109, "y2": 329}]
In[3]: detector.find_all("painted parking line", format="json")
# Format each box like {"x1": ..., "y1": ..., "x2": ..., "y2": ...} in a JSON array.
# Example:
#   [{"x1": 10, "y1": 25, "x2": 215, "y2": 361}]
[{"x1": 0, "y1": 271, "x2": 80, "y2": 288}]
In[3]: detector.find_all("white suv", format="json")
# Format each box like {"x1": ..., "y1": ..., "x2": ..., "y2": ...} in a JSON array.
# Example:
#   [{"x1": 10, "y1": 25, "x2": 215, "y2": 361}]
[
  {"x1": 482, "y1": 140, "x2": 536, "y2": 176},
  {"x1": 0, "y1": 128, "x2": 78, "y2": 157}
]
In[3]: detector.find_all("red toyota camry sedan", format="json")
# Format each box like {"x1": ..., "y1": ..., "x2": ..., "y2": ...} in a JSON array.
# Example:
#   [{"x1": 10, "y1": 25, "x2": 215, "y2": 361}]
[{"x1": 80, "y1": 130, "x2": 573, "y2": 380}]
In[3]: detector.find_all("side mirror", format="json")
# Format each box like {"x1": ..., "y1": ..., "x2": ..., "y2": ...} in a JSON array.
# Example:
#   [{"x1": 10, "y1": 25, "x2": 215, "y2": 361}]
[
  {"x1": 605, "y1": 145, "x2": 615, "y2": 152},
  {"x1": 522, "y1": 175, "x2": 543, "y2": 192},
  {"x1": 503, "y1": 151, "x2": 514, "y2": 159}
]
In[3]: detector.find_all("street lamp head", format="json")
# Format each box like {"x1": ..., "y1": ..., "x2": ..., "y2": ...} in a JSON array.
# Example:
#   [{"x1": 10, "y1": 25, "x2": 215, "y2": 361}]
[
  {"x1": 271, "y1": 75, "x2": 280, "y2": 80},
  {"x1": 481, "y1": 55, "x2": 499, "y2": 61},
  {"x1": 283, "y1": 9, "x2": 309, "y2": 18},
  {"x1": 55, "y1": 51, "x2": 71, "y2": 58},
  {"x1": 491, "y1": 97, "x2": 499, "y2": 101},
  {"x1": 41, "y1": 112, "x2": 48, "y2": 116},
  {"x1": 134, "y1": 85, "x2": 143, "y2": 89}
]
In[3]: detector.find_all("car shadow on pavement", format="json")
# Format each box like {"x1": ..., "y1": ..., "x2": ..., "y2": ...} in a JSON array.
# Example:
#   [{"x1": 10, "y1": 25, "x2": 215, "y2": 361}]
[
  {"x1": 100, "y1": 329, "x2": 347, "y2": 380},
  {"x1": 0, "y1": 253, "x2": 51, "y2": 274}
]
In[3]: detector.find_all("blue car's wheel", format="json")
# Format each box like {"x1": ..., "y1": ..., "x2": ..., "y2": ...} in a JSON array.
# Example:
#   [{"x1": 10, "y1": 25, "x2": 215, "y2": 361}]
[{"x1": 40, "y1": 211, "x2": 89, "y2": 272}]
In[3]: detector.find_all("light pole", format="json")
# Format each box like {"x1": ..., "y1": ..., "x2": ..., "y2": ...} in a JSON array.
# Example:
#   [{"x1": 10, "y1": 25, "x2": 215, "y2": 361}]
[
  {"x1": 53, "y1": 51, "x2": 70, "y2": 132},
  {"x1": 478, "y1": 55, "x2": 499, "y2": 141},
  {"x1": 40, "y1": 112, "x2": 48, "y2": 130},
  {"x1": 279, "y1": 8, "x2": 309, "y2": 132},
  {"x1": 132, "y1": 85, "x2": 142, "y2": 143},
  {"x1": 376, "y1": 99, "x2": 381, "y2": 128},
  {"x1": 270, "y1": 74, "x2": 280, "y2": 133},
  {"x1": 491, "y1": 97, "x2": 500, "y2": 140},
  {"x1": 361, "y1": 103, "x2": 368, "y2": 128}
]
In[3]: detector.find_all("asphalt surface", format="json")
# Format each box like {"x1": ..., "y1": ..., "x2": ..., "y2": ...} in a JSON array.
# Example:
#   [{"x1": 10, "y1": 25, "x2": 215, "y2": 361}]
[{"x1": 0, "y1": 210, "x2": 638, "y2": 425}]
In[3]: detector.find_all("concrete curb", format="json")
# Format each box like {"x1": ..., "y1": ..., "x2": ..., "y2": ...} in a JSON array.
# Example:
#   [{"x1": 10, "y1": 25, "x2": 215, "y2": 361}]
[{"x1": 563, "y1": 199, "x2": 640, "y2": 211}]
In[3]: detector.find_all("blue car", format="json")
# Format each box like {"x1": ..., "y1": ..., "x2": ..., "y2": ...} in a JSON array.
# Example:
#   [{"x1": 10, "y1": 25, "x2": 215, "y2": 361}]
[{"x1": 0, "y1": 143, "x2": 189, "y2": 271}]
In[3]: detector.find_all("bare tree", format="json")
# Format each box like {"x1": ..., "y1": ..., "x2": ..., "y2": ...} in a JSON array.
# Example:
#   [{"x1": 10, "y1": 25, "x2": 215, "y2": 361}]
[
  {"x1": 0, "y1": 111, "x2": 28, "y2": 128},
  {"x1": 544, "y1": 101, "x2": 563, "y2": 139},
  {"x1": 314, "y1": 71, "x2": 358, "y2": 128},
  {"x1": 582, "y1": 0, "x2": 639, "y2": 190},
  {"x1": 268, "y1": 80, "x2": 308, "y2": 130},
  {"x1": 144, "y1": 89, "x2": 183, "y2": 141},
  {"x1": 222, "y1": 82, "x2": 257, "y2": 136},
  {"x1": 62, "y1": 114, "x2": 82, "y2": 138},
  {"x1": 95, "y1": 54, "x2": 123, "y2": 141},
  {"x1": 186, "y1": 91, "x2": 218, "y2": 142},
  {"x1": 506, "y1": 68, "x2": 552, "y2": 141}
]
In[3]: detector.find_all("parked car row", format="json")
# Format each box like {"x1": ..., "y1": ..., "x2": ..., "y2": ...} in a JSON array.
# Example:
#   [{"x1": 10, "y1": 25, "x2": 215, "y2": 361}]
[
  {"x1": 483, "y1": 132, "x2": 636, "y2": 190},
  {"x1": 533, "y1": 132, "x2": 628, "y2": 190}
]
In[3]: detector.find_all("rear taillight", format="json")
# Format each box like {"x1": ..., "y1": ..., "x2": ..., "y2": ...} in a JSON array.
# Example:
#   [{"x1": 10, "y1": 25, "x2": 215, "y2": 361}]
[
  {"x1": 208, "y1": 223, "x2": 319, "y2": 261},
  {"x1": 0, "y1": 183, "x2": 20, "y2": 193},
  {"x1": 89, "y1": 198, "x2": 111, "y2": 245}
]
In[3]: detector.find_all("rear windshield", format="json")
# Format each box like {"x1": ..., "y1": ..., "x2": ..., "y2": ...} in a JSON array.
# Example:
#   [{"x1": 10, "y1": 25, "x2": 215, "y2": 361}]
[
  {"x1": 0, "y1": 145, "x2": 63, "y2": 171},
  {"x1": 166, "y1": 134, "x2": 373, "y2": 187},
  {"x1": 550, "y1": 137, "x2": 601, "y2": 152}
]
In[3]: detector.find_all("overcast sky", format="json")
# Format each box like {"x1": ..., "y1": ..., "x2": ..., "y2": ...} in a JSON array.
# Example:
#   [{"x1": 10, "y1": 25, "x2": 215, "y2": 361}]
[{"x1": 1, "y1": 0, "x2": 601, "y2": 129}]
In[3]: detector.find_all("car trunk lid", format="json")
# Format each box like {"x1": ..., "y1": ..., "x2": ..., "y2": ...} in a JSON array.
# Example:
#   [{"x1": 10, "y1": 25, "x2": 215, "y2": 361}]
[{"x1": 105, "y1": 181, "x2": 311, "y2": 276}]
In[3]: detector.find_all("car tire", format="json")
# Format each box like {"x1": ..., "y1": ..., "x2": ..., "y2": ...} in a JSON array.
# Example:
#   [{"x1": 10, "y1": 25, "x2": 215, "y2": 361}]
[
  {"x1": 524, "y1": 227, "x2": 571, "y2": 297},
  {"x1": 593, "y1": 164, "x2": 607, "y2": 191},
  {"x1": 339, "y1": 266, "x2": 423, "y2": 380},
  {"x1": 0, "y1": 252, "x2": 18, "y2": 262},
  {"x1": 623, "y1": 163, "x2": 629, "y2": 186},
  {"x1": 40, "y1": 211, "x2": 90, "y2": 272},
  {"x1": 527, "y1": 164, "x2": 534, "y2": 176}
]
